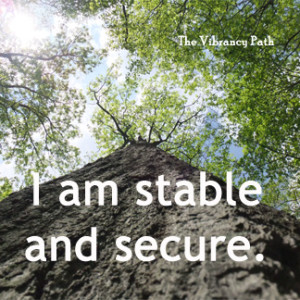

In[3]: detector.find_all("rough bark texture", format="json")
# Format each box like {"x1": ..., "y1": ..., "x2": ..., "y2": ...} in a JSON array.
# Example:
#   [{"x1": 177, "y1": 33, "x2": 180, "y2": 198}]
[{"x1": 0, "y1": 143, "x2": 299, "y2": 300}]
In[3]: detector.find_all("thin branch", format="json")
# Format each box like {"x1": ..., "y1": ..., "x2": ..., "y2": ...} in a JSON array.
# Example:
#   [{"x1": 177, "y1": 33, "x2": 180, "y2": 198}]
[
  {"x1": 0, "y1": 84, "x2": 37, "y2": 94},
  {"x1": 0, "y1": 52, "x2": 76, "y2": 62},
  {"x1": 122, "y1": 3, "x2": 129, "y2": 44},
  {"x1": 93, "y1": 91, "x2": 131, "y2": 147}
]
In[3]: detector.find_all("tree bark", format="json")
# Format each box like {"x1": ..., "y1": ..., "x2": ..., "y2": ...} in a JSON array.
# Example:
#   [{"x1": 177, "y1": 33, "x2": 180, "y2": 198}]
[{"x1": 0, "y1": 143, "x2": 299, "y2": 299}]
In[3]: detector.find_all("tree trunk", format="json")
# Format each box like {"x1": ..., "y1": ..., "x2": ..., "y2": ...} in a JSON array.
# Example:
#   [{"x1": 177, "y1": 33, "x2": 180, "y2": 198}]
[{"x1": 0, "y1": 144, "x2": 299, "y2": 299}]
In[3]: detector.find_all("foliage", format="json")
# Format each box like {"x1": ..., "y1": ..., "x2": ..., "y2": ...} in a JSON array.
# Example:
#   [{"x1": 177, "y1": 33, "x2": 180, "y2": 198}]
[
  {"x1": 36, "y1": 0, "x2": 117, "y2": 17},
  {"x1": 93, "y1": 0, "x2": 300, "y2": 166},
  {"x1": 89, "y1": 62, "x2": 299, "y2": 215},
  {"x1": 0, "y1": 7, "x2": 101, "y2": 184},
  {"x1": 90, "y1": 67, "x2": 205, "y2": 155},
  {"x1": 88, "y1": 0, "x2": 300, "y2": 215},
  {"x1": 1, "y1": 0, "x2": 299, "y2": 215},
  {"x1": 0, "y1": 177, "x2": 13, "y2": 201}
]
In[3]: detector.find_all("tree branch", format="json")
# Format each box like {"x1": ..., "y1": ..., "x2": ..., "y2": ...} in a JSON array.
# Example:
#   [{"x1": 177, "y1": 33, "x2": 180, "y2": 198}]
[
  {"x1": 0, "y1": 84, "x2": 37, "y2": 94},
  {"x1": 122, "y1": 3, "x2": 129, "y2": 44},
  {"x1": 0, "y1": 52, "x2": 76, "y2": 62},
  {"x1": 93, "y1": 91, "x2": 131, "y2": 147}
]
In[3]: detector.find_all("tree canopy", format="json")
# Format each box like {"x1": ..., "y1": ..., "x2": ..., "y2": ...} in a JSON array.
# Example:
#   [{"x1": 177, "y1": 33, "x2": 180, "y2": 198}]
[
  {"x1": 90, "y1": 0, "x2": 300, "y2": 216},
  {"x1": 0, "y1": 2, "x2": 101, "y2": 185},
  {"x1": 0, "y1": 0, "x2": 299, "y2": 215}
]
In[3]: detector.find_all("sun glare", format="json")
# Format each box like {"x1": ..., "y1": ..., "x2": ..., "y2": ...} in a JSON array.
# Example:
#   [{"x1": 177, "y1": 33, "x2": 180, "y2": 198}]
[
  {"x1": 9, "y1": 12, "x2": 35, "y2": 42},
  {"x1": 7, "y1": 11, "x2": 48, "y2": 47}
]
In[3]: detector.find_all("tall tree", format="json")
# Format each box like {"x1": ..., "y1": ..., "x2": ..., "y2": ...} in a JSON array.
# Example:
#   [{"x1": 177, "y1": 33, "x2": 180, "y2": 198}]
[{"x1": 1, "y1": 143, "x2": 300, "y2": 299}]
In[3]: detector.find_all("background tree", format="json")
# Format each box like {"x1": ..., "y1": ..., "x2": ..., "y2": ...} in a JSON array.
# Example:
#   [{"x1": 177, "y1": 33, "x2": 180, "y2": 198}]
[{"x1": 0, "y1": 2, "x2": 101, "y2": 189}]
